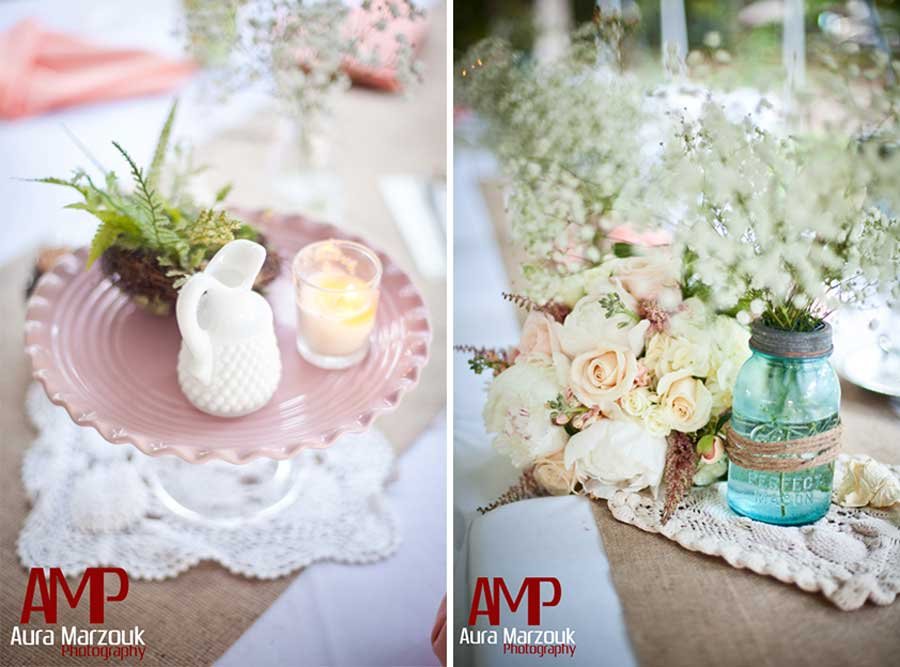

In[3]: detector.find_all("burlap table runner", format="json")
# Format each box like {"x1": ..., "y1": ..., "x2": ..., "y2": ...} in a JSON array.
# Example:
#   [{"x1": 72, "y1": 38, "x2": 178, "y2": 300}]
[
  {"x1": 0, "y1": 7, "x2": 446, "y2": 666},
  {"x1": 482, "y1": 181, "x2": 900, "y2": 667}
]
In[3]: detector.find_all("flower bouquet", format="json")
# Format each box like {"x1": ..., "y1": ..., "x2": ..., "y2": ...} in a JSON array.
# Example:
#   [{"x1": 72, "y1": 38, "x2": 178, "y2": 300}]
[
  {"x1": 35, "y1": 103, "x2": 280, "y2": 315},
  {"x1": 462, "y1": 248, "x2": 751, "y2": 521},
  {"x1": 458, "y1": 25, "x2": 899, "y2": 523}
]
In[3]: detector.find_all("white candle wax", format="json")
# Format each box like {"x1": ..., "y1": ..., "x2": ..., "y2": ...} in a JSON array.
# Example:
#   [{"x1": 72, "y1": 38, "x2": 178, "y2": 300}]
[{"x1": 296, "y1": 271, "x2": 379, "y2": 358}]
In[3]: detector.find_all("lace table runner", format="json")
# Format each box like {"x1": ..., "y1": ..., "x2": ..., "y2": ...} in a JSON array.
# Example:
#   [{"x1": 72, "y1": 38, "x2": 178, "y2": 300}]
[
  {"x1": 19, "y1": 383, "x2": 400, "y2": 580},
  {"x1": 608, "y1": 464, "x2": 900, "y2": 611}
]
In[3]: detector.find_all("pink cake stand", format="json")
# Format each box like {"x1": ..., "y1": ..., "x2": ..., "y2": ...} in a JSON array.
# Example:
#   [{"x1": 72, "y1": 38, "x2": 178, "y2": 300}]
[{"x1": 25, "y1": 211, "x2": 431, "y2": 525}]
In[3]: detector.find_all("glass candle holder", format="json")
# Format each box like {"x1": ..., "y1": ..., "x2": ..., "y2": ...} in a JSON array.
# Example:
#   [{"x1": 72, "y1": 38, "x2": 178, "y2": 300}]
[{"x1": 292, "y1": 240, "x2": 382, "y2": 370}]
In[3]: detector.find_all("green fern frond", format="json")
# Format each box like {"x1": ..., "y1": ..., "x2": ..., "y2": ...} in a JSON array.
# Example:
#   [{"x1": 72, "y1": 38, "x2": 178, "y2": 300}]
[
  {"x1": 88, "y1": 222, "x2": 124, "y2": 267},
  {"x1": 33, "y1": 108, "x2": 263, "y2": 280},
  {"x1": 113, "y1": 140, "x2": 170, "y2": 249},
  {"x1": 31, "y1": 176, "x2": 90, "y2": 198},
  {"x1": 147, "y1": 100, "x2": 178, "y2": 189}
]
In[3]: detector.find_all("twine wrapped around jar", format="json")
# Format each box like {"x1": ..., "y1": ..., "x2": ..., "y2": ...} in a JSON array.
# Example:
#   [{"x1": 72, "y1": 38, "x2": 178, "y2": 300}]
[{"x1": 724, "y1": 422, "x2": 843, "y2": 473}]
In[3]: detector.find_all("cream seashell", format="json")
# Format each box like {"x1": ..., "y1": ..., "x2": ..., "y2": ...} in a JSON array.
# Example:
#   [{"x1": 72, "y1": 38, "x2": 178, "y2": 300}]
[{"x1": 834, "y1": 456, "x2": 900, "y2": 509}]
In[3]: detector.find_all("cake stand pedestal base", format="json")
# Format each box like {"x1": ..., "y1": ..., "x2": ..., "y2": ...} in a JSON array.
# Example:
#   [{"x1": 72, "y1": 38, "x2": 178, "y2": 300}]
[{"x1": 145, "y1": 456, "x2": 302, "y2": 528}]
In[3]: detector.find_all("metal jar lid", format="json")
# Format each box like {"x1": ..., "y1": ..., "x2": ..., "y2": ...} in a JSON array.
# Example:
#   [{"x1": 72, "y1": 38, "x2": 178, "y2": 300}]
[{"x1": 749, "y1": 321, "x2": 833, "y2": 359}]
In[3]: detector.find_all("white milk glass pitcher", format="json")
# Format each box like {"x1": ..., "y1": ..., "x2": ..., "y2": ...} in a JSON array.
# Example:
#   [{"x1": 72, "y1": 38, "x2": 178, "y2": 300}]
[{"x1": 176, "y1": 240, "x2": 282, "y2": 417}]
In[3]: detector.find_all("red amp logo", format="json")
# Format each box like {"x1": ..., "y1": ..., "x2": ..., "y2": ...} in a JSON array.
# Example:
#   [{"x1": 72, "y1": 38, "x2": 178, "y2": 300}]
[
  {"x1": 20, "y1": 567, "x2": 129, "y2": 624},
  {"x1": 461, "y1": 577, "x2": 575, "y2": 658},
  {"x1": 468, "y1": 577, "x2": 562, "y2": 626}
]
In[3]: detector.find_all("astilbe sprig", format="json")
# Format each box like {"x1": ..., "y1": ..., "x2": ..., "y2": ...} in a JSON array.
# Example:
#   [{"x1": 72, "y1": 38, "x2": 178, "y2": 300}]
[
  {"x1": 476, "y1": 468, "x2": 548, "y2": 515},
  {"x1": 661, "y1": 431, "x2": 699, "y2": 524},
  {"x1": 502, "y1": 292, "x2": 572, "y2": 323}
]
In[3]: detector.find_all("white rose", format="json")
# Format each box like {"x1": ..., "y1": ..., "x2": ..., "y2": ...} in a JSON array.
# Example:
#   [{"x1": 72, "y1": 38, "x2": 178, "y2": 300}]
[
  {"x1": 569, "y1": 346, "x2": 638, "y2": 410},
  {"x1": 563, "y1": 419, "x2": 668, "y2": 499},
  {"x1": 612, "y1": 252, "x2": 683, "y2": 311},
  {"x1": 483, "y1": 363, "x2": 567, "y2": 467},
  {"x1": 621, "y1": 386, "x2": 656, "y2": 417},
  {"x1": 656, "y1": 369, "x2": 714, "y2": 433},
  {"x1": 642, "y1": 406, "x2": 672, "y2": 437},
  {"x1": 557, "y1": 280, "x2": 650, "y2": 359}
]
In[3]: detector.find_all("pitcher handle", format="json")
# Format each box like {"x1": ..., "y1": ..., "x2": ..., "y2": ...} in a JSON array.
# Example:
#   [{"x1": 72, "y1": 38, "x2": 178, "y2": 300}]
[{"x1": 176, "y1": 273, "x2": 215, "y2": 385}]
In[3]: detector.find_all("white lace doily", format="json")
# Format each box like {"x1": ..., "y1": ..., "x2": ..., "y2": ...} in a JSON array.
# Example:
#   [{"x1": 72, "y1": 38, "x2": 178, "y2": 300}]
[
  {"x1": 19, "y1": 383, "x2": 400, "y2": 580},
  {"x1": 608, "y1": 463, "x2": 900, "y2": 611}
]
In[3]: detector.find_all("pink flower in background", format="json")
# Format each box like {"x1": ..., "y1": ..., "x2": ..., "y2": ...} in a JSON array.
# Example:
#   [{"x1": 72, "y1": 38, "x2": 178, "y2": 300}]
[{"x1": 607, "y1": 225, "x2": 671, "y2": 247}]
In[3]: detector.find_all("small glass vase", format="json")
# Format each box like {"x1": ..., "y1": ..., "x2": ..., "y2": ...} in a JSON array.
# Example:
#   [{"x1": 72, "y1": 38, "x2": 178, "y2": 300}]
[
  {"x1": 269, "y1": 113, "x2": 343, "y2": 221},
  {"x1": 727, "y1": 322, "x2": 840, "y2": 526}
]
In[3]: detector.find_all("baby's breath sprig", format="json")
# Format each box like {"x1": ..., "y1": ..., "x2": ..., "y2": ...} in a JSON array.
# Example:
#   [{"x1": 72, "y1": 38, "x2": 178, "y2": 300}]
[{"x1": 457, "y1": 29, "x2": 648, "y2": 304}]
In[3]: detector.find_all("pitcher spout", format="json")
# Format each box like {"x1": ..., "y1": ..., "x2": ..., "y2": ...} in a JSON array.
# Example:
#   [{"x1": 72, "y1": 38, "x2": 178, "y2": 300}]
[{"x1": 204, "y1": 239, "x2": 267, "y2": 290}]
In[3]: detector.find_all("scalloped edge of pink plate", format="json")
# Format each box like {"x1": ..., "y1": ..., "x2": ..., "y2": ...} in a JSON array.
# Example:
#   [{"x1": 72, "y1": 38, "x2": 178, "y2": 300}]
[{"x1": 24, "y1": 211, "x2": 432, "y2": 464}]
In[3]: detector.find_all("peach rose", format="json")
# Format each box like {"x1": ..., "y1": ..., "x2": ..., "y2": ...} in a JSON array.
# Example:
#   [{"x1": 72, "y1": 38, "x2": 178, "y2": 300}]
[
  {"x1": 656, "y1": 369, "x2": 713, "y2": 433},
  {"x1": 516, "y1": 311, "x2": 562, "y2": 365},
  {"x1": 532, "y1": 450, "x2": 577, "y2": 496},
  {"x1": 569, "y1": 346, "x2": 638, "y2": 410}
]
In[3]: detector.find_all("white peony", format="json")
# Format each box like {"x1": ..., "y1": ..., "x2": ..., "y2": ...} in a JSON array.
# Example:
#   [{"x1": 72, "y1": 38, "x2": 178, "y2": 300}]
[
  {"x1": 483, "y1": 363, "x2": 567, "y2": 468},
  {"x1": 655, "y1": 369, "x2": 714, "y2": 433},
  {"x1": 556, "y1": 279, "x2": 649, "y2": 359},
  {"x1": 564, "y1": 419, "x2": 668, "y2": 499}
]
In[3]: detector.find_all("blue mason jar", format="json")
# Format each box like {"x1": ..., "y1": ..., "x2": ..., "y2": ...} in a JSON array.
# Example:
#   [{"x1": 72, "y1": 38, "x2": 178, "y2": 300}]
[{"x1": 726, "y1": 322, "x2": 840, "y2": 525}]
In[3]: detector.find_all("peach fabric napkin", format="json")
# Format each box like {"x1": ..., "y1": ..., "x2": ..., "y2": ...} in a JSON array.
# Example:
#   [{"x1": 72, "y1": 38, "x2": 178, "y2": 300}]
[{"x1": 0, "y1": 19, "x2": 195, "y2": 120}]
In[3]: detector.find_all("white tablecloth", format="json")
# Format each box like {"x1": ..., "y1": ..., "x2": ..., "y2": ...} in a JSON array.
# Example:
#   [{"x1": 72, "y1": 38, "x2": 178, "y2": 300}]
[{"x1": 452, "y1": 145, "x2": 636, "y2": 667}]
